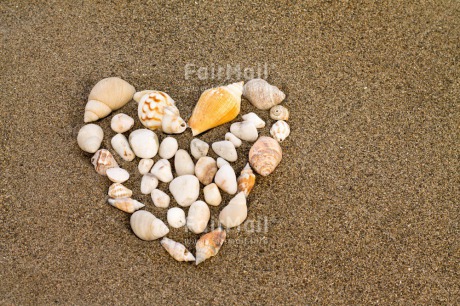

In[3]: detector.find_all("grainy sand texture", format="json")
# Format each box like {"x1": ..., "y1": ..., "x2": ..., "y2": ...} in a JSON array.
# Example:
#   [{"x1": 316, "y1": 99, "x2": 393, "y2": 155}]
[{"x1": 1, "y1": 1, "x2": 459, "y2": 305}]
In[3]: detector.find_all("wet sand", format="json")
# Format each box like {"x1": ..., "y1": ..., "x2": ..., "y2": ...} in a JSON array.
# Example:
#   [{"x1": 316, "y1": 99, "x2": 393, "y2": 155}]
[{"x1": 1, "y1": 1, "x2": 459, "y2": 304}]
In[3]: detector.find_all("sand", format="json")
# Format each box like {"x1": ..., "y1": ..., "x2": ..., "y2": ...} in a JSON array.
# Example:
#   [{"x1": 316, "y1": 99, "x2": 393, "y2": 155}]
[{"x1": 1, "y1": 1, "x2": 459, "y2": 304}]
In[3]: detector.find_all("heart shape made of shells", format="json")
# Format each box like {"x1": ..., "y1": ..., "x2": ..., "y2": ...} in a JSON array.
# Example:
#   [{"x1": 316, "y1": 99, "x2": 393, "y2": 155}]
[{"x1": 78, "y1": 77, "x2": 290, "y2": 265}]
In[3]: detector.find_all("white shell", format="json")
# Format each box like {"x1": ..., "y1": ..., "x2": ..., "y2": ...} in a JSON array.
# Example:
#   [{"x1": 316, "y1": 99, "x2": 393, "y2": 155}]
[
  {"x1": 167, "y1": 207, "x2": 186, "y2": 228},
  {"x1": 194, "y1": 156, "x2": 217, "y2": 185},
  {"x1": 108, "y1": 198, "x2": 144, "y2": 213},
  {"x1": 219, "y1": 192, "x2": 247, "y2": 228},
  {"x1": 110, "y1": 113, "x2": 134, "y2": 133},
  {"x1": 169, "y1": 175, "x2": 200, "y2": 207},
  {"x1": 174, "y1": 149, "x2": 195, "y2": 176},
  {"x1": 138, "y1": 158, "x2": 154, "y2": 175},
  {"x1": 212, "y1": 141, "x2": 237, "y2": 162},
  {"x1": 214, "y1": 164, "x2": 237, "y2": 195},
  {"x1": 190, "y1": 138, "x2": 209, "y2": 159},
  {"x1": 270, "y1": 120, "x2": 290, "y2": 142},
  {"x1": 242, "y1": 79, "x2": 285, "y2": 110},
  {"x1": 140, "y1": 173, "x2": 158, "y2": 194},
  {"x1": 242, "y1": 112, "x2": 265, "y2": 128},
  {"x1": 151, "y1": 159, "x2": 173, "y2": 183},
  {"x1": 216, "y1": 157, "x2": 229, "y2": 169},
  {"x1": 161, "y1": 237, "x2": 195, "y2": 262},
  {"x1": 108, "y1": 183, "x2": 132, "y2": 198},
  {"x1": 106, "y1": 167, "x2": 130, "y2": 183},
  {"x1": 203, "y1": 183, "x2": 222, "y2": 206},
  {"x1": 159, "y1": 137, "x2": 178, "y2": 159},
  {"x1": 133, "y1": 90, "x2": 155, "y2": 103},
  {"x1": 130, "y1": 210, "x2": 169, "y2": 241},
  {"x1": 186, "y1": 201, "x2": 210, "y2": 234},
  {"x1": 230, "y1": 121, "x2": 258, "y2": 142},
  {"x1": 111, "y1": 134, "x2": 135, "y2": 161},
  {"x1": 161, "y1": 106, "x2": 187, "y2": 134},
  {"x1": 151, "y1": 189, "x2": 170, "y2": 208},
  {"x1": 270, "y1": 105, "x2": 289, "y2": 120},
  {"x1": 225, "y1": 132, "x2": 242, "y2": 148},
  {"x1": 128, "y1": 129, "x2": 159, "y2": 159},
  {"x1": 77, "y1": 124, "x2": 103, "y2": 153}
]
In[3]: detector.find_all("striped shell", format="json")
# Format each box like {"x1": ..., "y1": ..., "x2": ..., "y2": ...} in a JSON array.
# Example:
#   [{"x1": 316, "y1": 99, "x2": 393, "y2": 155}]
[
  {"x1": 108, "y1": 198, "x2": 145, "y2": 213},
  {"x1": 138, "y1": 91, "x2": 182, "y2": 131},
  {"x1": 195, "y1": 228, "x2": 226, "y2": 265},
  {"x1": 237, "y1": 163, "x2": 256, "y2": 197},
  {"x1": 91, "y1": 149, "x2": 118, "y2": 176},
  {"x1": 270, "y1": 105, "x2": 289, "y2": 120},
  {"x1": 108, "y1": 183, "x2": 132, "y2": 198},
  {"x1": 270, "y1": 120, "x2": 290, "y2": 142},
  {"x1": 249, "y1": 136, "x2": 282, "y2": 176}
]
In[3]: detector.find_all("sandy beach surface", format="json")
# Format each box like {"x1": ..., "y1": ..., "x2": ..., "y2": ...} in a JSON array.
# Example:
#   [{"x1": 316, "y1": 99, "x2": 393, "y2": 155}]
[{"x1": 1, "y1": 1, "x2": 459, "y2": 304}]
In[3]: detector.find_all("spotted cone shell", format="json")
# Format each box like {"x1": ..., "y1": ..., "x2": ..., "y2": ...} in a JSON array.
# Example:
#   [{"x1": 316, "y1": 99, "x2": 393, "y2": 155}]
[{"x1": 138, "y1": 91, "x2": 183, "y2": 131}]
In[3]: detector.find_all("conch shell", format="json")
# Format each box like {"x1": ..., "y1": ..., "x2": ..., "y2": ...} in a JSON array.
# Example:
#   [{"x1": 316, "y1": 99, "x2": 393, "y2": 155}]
[
  {"x1": 160, "y1": 237, "x2": 195, "y2": 262},
  {"x1": 84, "y1": 77, "x2": 135, "y2": 122},
  {"x1": 270, "y1": 105, "x2": 289, "y2": 120},
  {"x1": 108, "y1": 198, "x2": 145, "y2": 213},
  {"x1": 91, "y1": 149, "x2": 118, "y2": 175},
  {"x1": 237, "y1": 163, "x2": 256, "y2": 197},
  {"x1": 130, "y1": 210, "x2": 169, "y2": 241},
  {"x1": 270, "y1": 120, "x2": 290, "y2": 142},
  {"x1": 242, "y1": 79, "x2": 285, "y2": 110},
  {"x1": 249, "y1": 136, "x2": 282, "y2": 176},
  {"x1": 195, "y1": 228, "x2": 226, "y2": 265},
  {"x1": 138, "y1": 91, "x2": 186, "y2": 133},
  {"x1": 188, "y1": 82, "x2": 244, "y2": 136},
  {"x1": 108, "y1": 183, "x2": 132, "y2": 198}
]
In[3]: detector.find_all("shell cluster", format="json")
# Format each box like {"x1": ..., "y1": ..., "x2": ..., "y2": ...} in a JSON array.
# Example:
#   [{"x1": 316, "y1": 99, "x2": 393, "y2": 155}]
[{"x1": 77, "y1": 77, "x2": 290, "y2": 265}]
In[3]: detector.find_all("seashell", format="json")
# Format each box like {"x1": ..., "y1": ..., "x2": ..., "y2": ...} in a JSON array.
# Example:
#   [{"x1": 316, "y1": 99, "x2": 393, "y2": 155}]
[
  {"x1": 224, "y1": 132, "x2": 242, "y2": 148},
  {"x1": 270, "y1": 120, "x2": 290, "y2": 142},
  {"x1": 242, "y1": 112, "x2": 265, "y2": 128},
  {"x1": 159, "y1": 136, "x2": 178, "y2": 159},
  {"x1": 167, "y1": 207, "x2": 186, "y2": 228},
  {"x1": 160, "y1": 237, "x2": 195, "y2": 262},
  {"x1": 237, "y1": 163, "x2": 256, "y2": 197},
  {"x1": 128, "y1": 129, "x2": 159, "y2": 159},
  {"x1": 195, "y1": 157, "x2": 217, "y2": 185},
  {"x1": 219, "y1": 192, "x2": 247, "y2": 228},
  {"x1": 249, "y1": 136, "x2": 282, "y2": 176},
  {"x1": 108, "y1": 183, "x2": 132, "y2": 199},
  {"x1": 110, "y1": 113, "x2": 134, "y2": 133},
  {"x1": 186, "y1": 201, "x2": 210, "y2": 234},
  {"x1": 108, "y1": 198, "x2": 144, "y2": 213},
  {"x1": 151, "y1": 189, "x2": 170, "y2": 208},
  {"x1": 91, "y1": 149, "x2": 118, "y2": 175},
  {"x1": 190, "y1": 138, "x2": 209, "y2": 160},
  {"x1": 169, "y1": 175, "x2": 200, "y2": 207},
  {"x1": 216, "y1": 157, "x2": 229, "y2": 169},
  {"x1": 150, "y1": 159, "x2": 173, "y2": 183},
  {"x1": 84, "y1": 77, "x2": 135, "y2": 122},
  {"x1": 203, "y1": 183, "x2": 222, "y2": 206},
  {"x1": 111, "y1": 134, "x2": 135, "y2": 161},
  {"x1": 133, "y1": 90, "x2": 155, "y2": 103},
  {"x1": 106, "y1": 167, "x2": 130, "y2": 183},
  {"x1": 242, "y1": 78, "x2": 285, "y2": 110},
  {"x1": 130, "y1": 210, "x2": 169, "y2": 241},
  {"x1": 77, "y1": 124, "x2": 103, "y2": 153},
  {"x1": 188, "y1": 82, "x2": 244, "y2": 136},
  {"x1": 230, "y1": 121, "x2": 258, "y2": 142},
  {"x1": 140, "y1": 173, "x2": 158, "y2": 194},
  {"x1": 270, "y1": 105, "x2": 289, "y2": 120},
  {"x1": 138, "y1": 158, "x2": 154, "y2": 175},
  {"x1": 212, "y1": 141, "x2": 237, "y2": 162},
  {"x1": 138, "y1": 91, "x2": 185, "y2": 132},
  {"x1": 195, "y1": 228, "x2": 226, "y2": 265},
  {"x1": 214, "y1": 164, "x2": 237, "y2": 195},
  {"x1": 174, "y1": 149, "x2": 195, "y2": 176},
  {"x1": 161, "y1": 106, "x2": 187, "y2": 134}
]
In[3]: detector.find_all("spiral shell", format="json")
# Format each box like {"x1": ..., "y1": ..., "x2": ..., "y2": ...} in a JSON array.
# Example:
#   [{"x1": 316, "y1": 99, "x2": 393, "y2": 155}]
[
  {"x1": 84, "y1": 77, "x2": 135, "y2": 122},
  {"x1": 108, "y1": 183, "x2": 132, "y2": 198},
  {"x1": 242, "y1": 79, "x2": 285, "y2": 110},
  {"x1": 195, "y1": 228, "x2": 226, "y2": 265},
  {"x1": 108, "y1": 198, "x2": 145, "y2": 213},
  {"x1": 270, "y1": 105, "x2": 289, "y2": 120},
  {"x1": 161, "y1": 106, "x2": 187, "y2": 134},
  {"x1": 249, "y1": 136, "x2": 282, "y2": 176},
  {"x1": 237, "y1": 163, "x2": 256, "y2": 197},
  {"x1": 77, "y1": 124, "x2": 104, "y2": 153},
  {"x1": 161, "y1": 237, "x2": 195, "y2": 262},
  {"x1": 188, "y1": 82, "x2": 243, "y2": 136},
  {"x1": 91, "y1": 149, "x2": 118, "y2": 176},
  {"x1": 130, "y1": 210, "x2": 169, "y2": 241},
  {"x1": 270, "y1": 120, "x2": 290, "y2": 142},
  {"x1": 138, "y1": 91, "x2": 185, "y2": 132}
]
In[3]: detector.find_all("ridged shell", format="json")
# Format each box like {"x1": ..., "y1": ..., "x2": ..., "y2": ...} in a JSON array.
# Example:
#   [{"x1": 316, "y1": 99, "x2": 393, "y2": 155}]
[
  {"x1": 249, "y1": 136, "x2": 282, "y2": 176},
  {"x1": 108, "y1": 183, "x2": 132, "y2": 198},
  {"x1": 188, "y1": 82, "x2": 243, "y2": 136},
  {"x1": 237, "y1": 163, "x2": 256, "y2": 197},
  {"x1": 270, "y1": 105, "x2": 289, "y2": 120},
  {"x1": 91, "y1": 149, "x2": 118, "y2": 175},
  {"x1": 138, "y1": 91, "x2": 184, "y2": 131},
  {"x1": 270, "y1": 120, "x2": 290, "y2": 142},
  {"x1": 130, "y1": 210, "x2": 169, "y2": 241},
  {"x1": 195, "y1": 228, "x2": 226, "y2": 265},
  {"x1": 242, "y1": 79, "x2": 285, "y2": 110},
  {"x1": 84, "y1": 77, "x2": 135, "y2": 122},
  {"x1": 160, "y1": 238, "x2": 195, "y2": 262},
  {"x1": 77, "y1": 124, "x2": 104, "y2": 153},
  {"x1": 108, "y1": 198, "x2": 145, "y2": 213}
]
